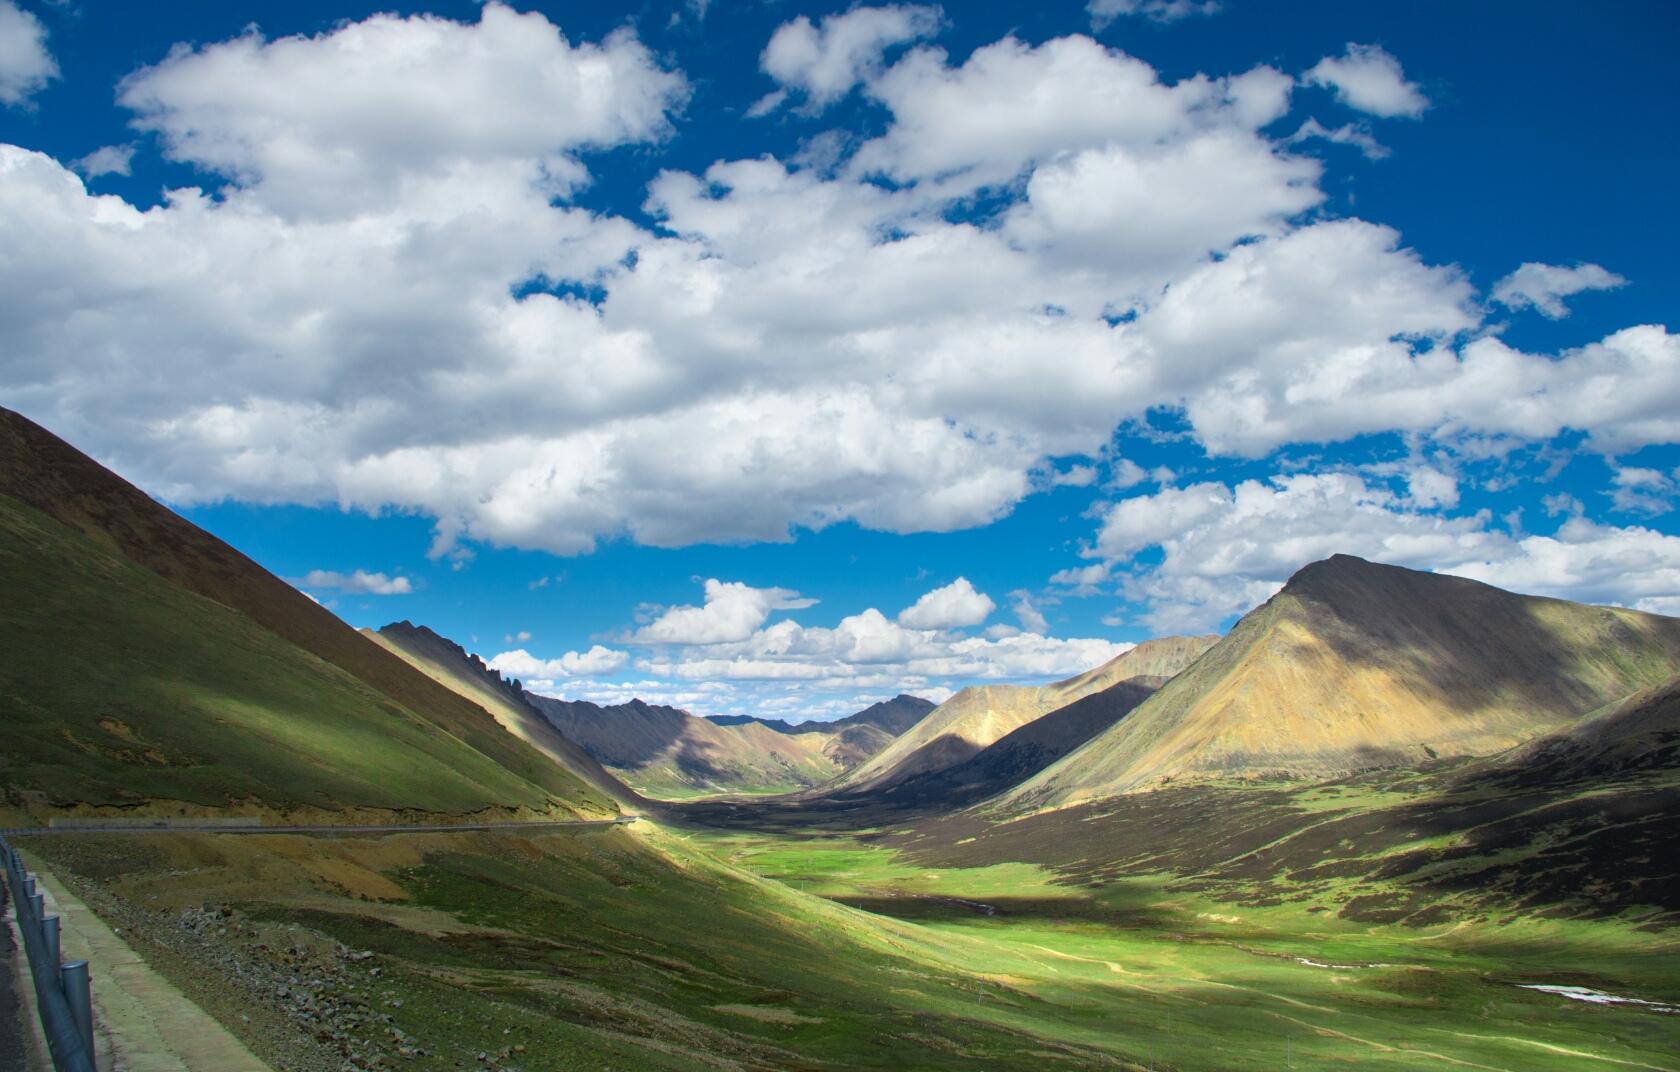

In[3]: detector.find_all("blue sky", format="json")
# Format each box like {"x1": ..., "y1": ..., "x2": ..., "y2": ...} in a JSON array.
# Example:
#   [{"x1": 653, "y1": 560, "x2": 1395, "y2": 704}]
[{"x1": 2, "y1": 0, "x2": 1676, "y2": 721}]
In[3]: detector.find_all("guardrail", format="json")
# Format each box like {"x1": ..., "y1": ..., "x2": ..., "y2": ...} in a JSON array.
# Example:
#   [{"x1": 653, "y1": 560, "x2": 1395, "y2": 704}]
[{"x1": 2, "y1": 837, "x2": 96, "y2": 1072}]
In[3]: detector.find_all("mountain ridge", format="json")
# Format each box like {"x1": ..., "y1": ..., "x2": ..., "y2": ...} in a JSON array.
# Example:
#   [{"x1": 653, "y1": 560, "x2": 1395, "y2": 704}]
[
  {"x1": 0, "y1": 406, "x2": 599, "y2": 809},
  {"x1": 823, "y1": 634, "x2": 1221, "y2": 797},
  {"x1": 999, "y1": 554, "x2": 1680, "y2": 811}
]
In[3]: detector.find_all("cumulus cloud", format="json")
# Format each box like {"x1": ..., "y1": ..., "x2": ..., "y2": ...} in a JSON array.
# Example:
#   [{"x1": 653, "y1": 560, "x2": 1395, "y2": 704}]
[
  {"x1": 640, "y1": 610, "x2": 1125, "y2": 685},
  {"x1": 897, "y1": 576, "x2": 995, "y2": 629},
  {"x1": 1493, "y1": 262, "x2": 1627, "y2": 319},
  {"x1": 758, "y1": 5, "x2": 940, "y2": 110},
  {"x1": 488, "y1": 645, "x2": 628, "y2": 679},
  {"x1": 1406, "y1": 465, "x2": 1459, "y2": 509},
  {"x1": 296, "y1": 569, "x2": 413, "y2": 595},
  {"x1": 1445, "y1": 518, "x2": 1680, "y2": 611},
  {"x1": 0, "y1": 1, "x2": 55, "y2": 107},
  {"x1": 1049, "y1": 562, "x2": 1110, "y2": 595},
  {"x1": 855, "y1": 36, "x2": 1295, "y2": 195},
  {"x1": 1608, "y1": 466, "x2": 1676, "y2": 516},
  {"x1": 71, "y1": 144, "x2": 136, "y2": 178},
  {"x1": 1087, "y1": 0, "x2": 1220, "y2": 28},
  {"x1": 1304, "y1": 43, "x2": 1427, "y2": 119},
  {"x1": 634, "y1": 579, "x2": 817, "y2": 645},
  {"x1": 117, "y1": 3, "x2": 686, "y2": 217},
  {"x1": 1084, "y1": 471, "x2": 1680, "y2": 630},
  {"x1": 1, "y1": 13, "x2": 1675, "y2": 571}
]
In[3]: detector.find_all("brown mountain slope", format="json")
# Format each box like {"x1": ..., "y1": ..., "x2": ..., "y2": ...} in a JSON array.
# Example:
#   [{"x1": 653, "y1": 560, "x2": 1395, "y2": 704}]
[
  {"x1": 709, "y1": 694, "x2": 936, "y2": 737},
  {"x1": 368, "y1": 622, "x2": 644, "y2": 810},
  {"x1": 1489, "y1": 673, "x2": 1680, "y2": 786},
  {"x1": 1001, "y1": 555, "x2": 1680, "y2": 811},
  {"x1": 0, "y1": 406, "x2": 598, "y2": 807},
  {"x1": 527, "y1": 695, "x2": 870, "y2": 798},
  {"x1": 825, "y1": 634, "x2": 1219, "y2": 796},
  {"x1": 873, "y1": 678, "x2": 1161, "y2": 807}
]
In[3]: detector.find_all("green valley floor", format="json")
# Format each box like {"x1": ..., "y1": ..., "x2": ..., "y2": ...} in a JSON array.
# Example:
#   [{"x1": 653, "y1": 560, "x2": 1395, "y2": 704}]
[{"x1": 15, "y1": 771, "x2": 1680, "y2": 1072}]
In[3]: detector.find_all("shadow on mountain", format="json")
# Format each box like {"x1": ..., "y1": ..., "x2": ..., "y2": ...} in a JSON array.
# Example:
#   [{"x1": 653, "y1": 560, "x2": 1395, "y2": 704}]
[{"x1": 1279, "y1": 554, "x2": 1680, "y2": 721}]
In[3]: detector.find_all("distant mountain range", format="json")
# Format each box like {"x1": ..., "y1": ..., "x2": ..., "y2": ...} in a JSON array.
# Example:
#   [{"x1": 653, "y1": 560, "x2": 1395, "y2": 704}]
[
  {"x1": 709, "y1": 694, "x2": 935, "y2": 736},
  {"x1": 825, "y1": 634, "x2": 1220, "y2": 797},
  {"x1": 527, "y1": 692, "x2": 920, "y2": 799},
  {"x1": 375, "y1": 622, "x2": 933, "y2": 799}
]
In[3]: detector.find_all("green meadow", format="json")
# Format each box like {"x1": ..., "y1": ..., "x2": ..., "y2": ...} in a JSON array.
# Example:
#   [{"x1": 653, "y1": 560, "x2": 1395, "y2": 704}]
[{"x1": 28, "y1": 806, "x2": 1680, "y2": 1072}]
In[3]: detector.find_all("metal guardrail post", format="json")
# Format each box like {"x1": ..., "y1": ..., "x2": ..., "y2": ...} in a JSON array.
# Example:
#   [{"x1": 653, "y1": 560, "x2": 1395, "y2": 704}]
[
  {"x1": 43, "y1": 914, "x2": 61, "y2": 983},
  {"x1": 61, "y1": 960, "x2": 95, "y2": 1061},
  {"x1": 1, "y1": 837, "x2": 97, "y2": 1072}
]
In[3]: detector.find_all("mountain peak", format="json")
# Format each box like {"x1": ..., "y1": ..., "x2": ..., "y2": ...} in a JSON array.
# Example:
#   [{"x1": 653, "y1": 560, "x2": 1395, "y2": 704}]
[{"x1": 1001, "y1": 557, "x2": 1680, "y2": 810}]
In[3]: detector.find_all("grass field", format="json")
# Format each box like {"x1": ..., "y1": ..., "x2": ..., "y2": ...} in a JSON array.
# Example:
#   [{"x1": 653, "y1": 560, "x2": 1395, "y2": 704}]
[
  {"x1": 24, "y1": 794, "x2": 1680, "y2": 1072},
  {"x1": 685, "y1": 824, "x2": 1680, "y2": 1072}
]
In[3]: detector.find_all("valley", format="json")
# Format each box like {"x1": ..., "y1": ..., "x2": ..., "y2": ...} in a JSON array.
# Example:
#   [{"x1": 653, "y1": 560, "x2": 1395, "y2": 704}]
[{"x1": 3, "y1": 404, "x2": 1679, "y2": 1071}]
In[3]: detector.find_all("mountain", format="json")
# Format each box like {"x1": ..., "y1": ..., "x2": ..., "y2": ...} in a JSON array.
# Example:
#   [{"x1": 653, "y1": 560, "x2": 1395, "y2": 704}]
[
  {"x1": 708, "y1": 694, "x2": 936, "y2": 737},
  {"x1": 1491, "y1": 673, "x2": 1680, "y2": 786},
  {"x1": 368, "y1": 622, "x2": 643, "y2": 809},
  {"x1": 0, "y1": 407, "x2": 614, "y2": 820},
  {"x1": 823, "y1": 635, "x2": 1219, "y2": 796},
  {"x1": 527, "y1": 695, "x2": 860, "y2": 798},
  {"x1": 869, "y1": 678, "x2": 1160, "y2": 807},
  {"x1": 1000, "y1": 555, "x2": 1680, "y2": 811}
]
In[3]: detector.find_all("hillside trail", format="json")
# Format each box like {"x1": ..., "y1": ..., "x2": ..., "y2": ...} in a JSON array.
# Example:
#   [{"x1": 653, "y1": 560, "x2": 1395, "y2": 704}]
[{"x1": 21, "y1": 858, "x2": 272, "y2": 1072}]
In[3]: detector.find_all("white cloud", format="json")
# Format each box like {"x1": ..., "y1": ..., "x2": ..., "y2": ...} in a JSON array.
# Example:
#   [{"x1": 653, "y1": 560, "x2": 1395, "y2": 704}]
[
  {"x1": 297, "y1": 568, "x2": 412, "y2": 595},
  {"x1": 1051, "y1": 464, "x2": 1097, "y2": 487},
  {"x1": 1406, "y1": 465, "x2": 1459, "y2": 509},
  {"x1": 1, "y1": 15, "x2": 1675, "y2": 569},
  {"x1": 1087, "y1": 0, "x2": 1220, "y2": 28},
  {"x1": 634, "y1": 579, "x2": 817, "y2": 645},
  {"x1": 503, "y1": 629, "x2": 533, "y2": 644},
  {"x1": 1092, "y1": 473, "x2": 1509, "y2": 629},
  {"x1": 1049, "y1": 562, "x2": 1110, "y2": 595},
  {"x1": 1086, "y1": 472, "x2": 1680, "y2": 631},
  {"x1": 855, "y1": 35, "x2": 1294, "y2": 195},
  {"x1": 1107, "y1": 459, "x2": 1148, "y2": 489},
  {"x1": 641, "y1": 613, "x2": 1125, "y2": 685},
  {"x1": 897, "y1": 576, "x2": 995, "y2": 629},
  {"x1": 1009, "y1": 590, "x2": 1050, "y2": 634},
  {"x1": 0, "y1": 1, "x2": 55, "y2": 107},
  {"x1": 1493, "y1": 262, "x2": 1627, "y2": 319},
  {"x1": 489, "y1": 645, "x2": 628, "y2": 679},
  {"x1": 1286, "y1": 117, "x2": 1389, "y2": 160},
  {"x1": 759, "y1": 5, "x2": 940, "y2": 109},
  {"x1": 1304, "y1": 43, "x2": 1427, "y2": 119},
  {"x1": 1608, "y1": 466, "x2": 1675, "y2": 516},
  {"x1": 117, "y1": 3, "x2": 686, "y2": 216},
  {"x1": 71, "y1": 144, "x2": 136, "y2": 178},
  {"x1": 1445, "y1": 518, "x2": 1680, "y2": 611}
]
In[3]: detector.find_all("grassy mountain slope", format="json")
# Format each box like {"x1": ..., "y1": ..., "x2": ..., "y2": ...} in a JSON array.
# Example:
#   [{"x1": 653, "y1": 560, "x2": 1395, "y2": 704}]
[
  {"x1": 1002, "y1": 555, "x2": 1680, "y2": 811},
  {"x1": 1492, "y1": 673, "x2": 1680, "y2": 786},
  {"x1": 874, "y1": 679, "x2": 1160, "y2": 808},
  {"x1": 0, "y1": 494, "x2": 608, "y2": 819},
  {"x1": 367, "y1": 622, "x2": 643, "y2": 809},
  {"x1": 529, "y1": 694, "x2": 858, "y2": 798},
  {"x1": 0, "y1": 406, "x2": 597, "y2": 807},
  {"x1": 895, "y1": 674, "x2": 1680, "y2": 929},
  {"x1": 826, "y1": 634, "x2": 1219, "y2": 796}
]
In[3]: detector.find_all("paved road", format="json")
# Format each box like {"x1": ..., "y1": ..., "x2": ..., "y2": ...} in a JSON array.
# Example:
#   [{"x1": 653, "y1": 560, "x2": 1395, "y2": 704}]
[{"x1": 0, "y1": 816, "x2": 639, "y2": 838}]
